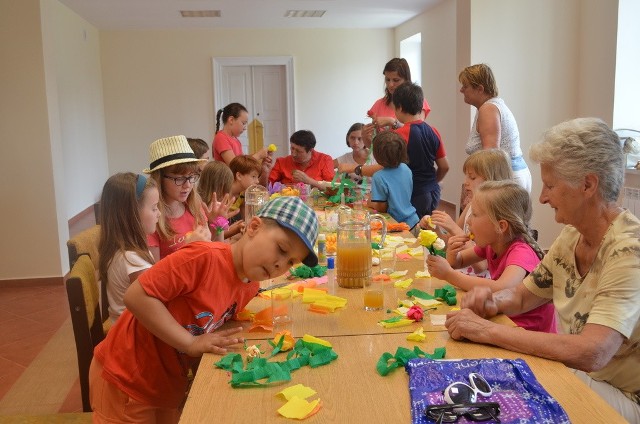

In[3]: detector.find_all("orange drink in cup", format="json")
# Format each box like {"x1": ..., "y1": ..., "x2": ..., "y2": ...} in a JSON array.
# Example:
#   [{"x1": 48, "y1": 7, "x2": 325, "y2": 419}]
[{"x1": 364, "y1": 287, "x2": 384, "y2": 311}]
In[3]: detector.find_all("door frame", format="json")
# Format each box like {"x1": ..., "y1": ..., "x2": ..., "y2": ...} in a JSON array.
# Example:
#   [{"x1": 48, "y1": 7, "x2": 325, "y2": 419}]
[{"x1": 212, "y1": 56, "x2": 295, "y2": 139}]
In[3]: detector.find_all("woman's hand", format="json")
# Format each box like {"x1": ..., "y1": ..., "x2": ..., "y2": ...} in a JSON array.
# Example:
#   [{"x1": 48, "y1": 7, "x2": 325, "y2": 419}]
[
  {"x1": 460, "y1": 286, "x2": 499, "y2": 319},
  {"x1": 362, "y1": 123, "x2": 375, "y2": 147},
  {"x1": 338, "y1": 163, "x2": 356, "y2": 174},
  {"x1": 183, "y1": 327, "x2": 245, "y2": 357},
  {"x1": 445, "y1": 309, "x2": 495, "y2": 343},
  {"x1": 373, "y1": 116, "x2": 395, "y2": 128},
  {"x1": 426, "y1": 254, "x2": 454, "y2": 281}
]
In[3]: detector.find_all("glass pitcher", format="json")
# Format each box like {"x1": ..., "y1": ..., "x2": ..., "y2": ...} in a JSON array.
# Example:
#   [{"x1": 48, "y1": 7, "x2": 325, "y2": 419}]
[
  {"x1": 336, "y1": 209, "x2": 387, "y2": 288},
  {"x1": 244, "y1": 184, "x2": 269, "y2": 225}
]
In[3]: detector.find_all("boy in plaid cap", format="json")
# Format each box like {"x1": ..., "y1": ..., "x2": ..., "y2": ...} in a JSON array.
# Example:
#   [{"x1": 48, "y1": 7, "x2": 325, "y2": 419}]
[{"x1": 90, "y1": 196, "x2": 318, "y2": 423}]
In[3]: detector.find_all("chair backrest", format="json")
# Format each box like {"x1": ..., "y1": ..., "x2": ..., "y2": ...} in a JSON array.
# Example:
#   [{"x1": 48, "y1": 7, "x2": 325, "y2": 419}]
[
  {"x1": 66, "y1": 254, "x2": 105, "y2": 412},
  {"x1": 67, "y1": 224, "x2": 101, "y2": 270}
]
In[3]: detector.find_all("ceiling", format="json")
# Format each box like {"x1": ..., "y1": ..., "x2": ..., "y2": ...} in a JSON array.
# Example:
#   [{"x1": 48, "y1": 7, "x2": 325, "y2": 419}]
[{"x1": 57, "y1": 0, "x2": 438, "y2": 30}]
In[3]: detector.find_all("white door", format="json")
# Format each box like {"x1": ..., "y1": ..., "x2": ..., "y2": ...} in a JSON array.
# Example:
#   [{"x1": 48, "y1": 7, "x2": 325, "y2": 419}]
[{"x1": 214, "y1": 57, "x2": 294, "y2": 158}]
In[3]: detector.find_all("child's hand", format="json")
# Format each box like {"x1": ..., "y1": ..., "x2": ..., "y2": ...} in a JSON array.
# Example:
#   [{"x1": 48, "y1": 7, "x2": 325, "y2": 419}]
[
  {"x1": 446, "y1": 235, "x2": 469, "y2": 267},
  {"x1": 203, "y1": 193, "x2": 236, "y2": 222},
  {"x1": 184, "y1": 327, "x2": 245, "y2": 357},
  {"x1": 426, "y1": 254, "x2": 453, "y2": 281},
  {"x1": 430, "y1": 210, "x2": 458, "y2": 233},
  {"x1": 186, "y1": 224, "x2": 212, "y2": 243},
  {"x1": 225, "y1": 220, "x2": 245, "y2": 237}
]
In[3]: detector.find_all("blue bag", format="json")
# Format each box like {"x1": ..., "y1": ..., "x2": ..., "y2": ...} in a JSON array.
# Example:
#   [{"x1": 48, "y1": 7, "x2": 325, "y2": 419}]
[{"x1": 406, "y1": 358, "x2": 570, "y2": 424}]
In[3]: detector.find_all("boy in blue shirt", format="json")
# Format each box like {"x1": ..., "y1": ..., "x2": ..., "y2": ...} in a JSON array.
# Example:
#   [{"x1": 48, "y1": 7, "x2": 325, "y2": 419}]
[{"x1": 368, "y1": 131, "x2": 420, "y2": 235}]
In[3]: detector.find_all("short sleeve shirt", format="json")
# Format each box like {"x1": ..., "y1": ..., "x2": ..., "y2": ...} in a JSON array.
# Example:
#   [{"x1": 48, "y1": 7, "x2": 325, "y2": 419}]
[
  {"x1": 212, "y1": 131, "x2": 243, "y2": 161},
  {"x1": 106, "y1": 250, "x2": 153, "y2": 322},
  {"x1": 370, "y1": 163, "x2": 419, "y2": 229},
  {"x1": 269, "y1": 150, "x2": 335, "y2": 184},
  {"x1": 524, "y1": 210, "x2": 640, "y2": 394}
]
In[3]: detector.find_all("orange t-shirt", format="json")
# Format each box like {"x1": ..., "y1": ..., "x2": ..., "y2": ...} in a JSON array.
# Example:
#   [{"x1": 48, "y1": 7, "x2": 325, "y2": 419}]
[{"x1": 93, "y1": 242, "x2": 259, "y2": 408}]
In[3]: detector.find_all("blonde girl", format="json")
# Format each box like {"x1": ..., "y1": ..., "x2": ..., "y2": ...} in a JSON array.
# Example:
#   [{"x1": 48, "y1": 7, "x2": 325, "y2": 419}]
[
  {"x1": 145, "y1": 135, "x2": 210, "y2": 260},
  {"x1": 98, "y1": 173, "x2": 159, "y2": 322},
  {"x1": 427, "y1": 181, "x2": 556, "y2": 333},
  {"x1": 197, "y1": 161, "x2": 243, "y2": 239}
]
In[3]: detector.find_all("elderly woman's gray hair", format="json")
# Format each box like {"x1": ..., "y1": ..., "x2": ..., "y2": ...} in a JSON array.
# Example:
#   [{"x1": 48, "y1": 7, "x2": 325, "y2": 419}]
[{"x1": 529, "y1": 118, "x2": 639, "y2": 203}]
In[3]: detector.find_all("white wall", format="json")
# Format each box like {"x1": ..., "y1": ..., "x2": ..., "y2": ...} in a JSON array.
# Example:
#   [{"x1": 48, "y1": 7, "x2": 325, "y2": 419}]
[{"x1": 100, "y1": 29, "x2": 393, "y2": 175}]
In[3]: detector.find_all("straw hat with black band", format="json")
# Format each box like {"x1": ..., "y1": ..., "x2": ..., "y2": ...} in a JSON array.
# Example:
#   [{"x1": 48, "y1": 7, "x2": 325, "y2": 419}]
[{"x1": 143, "y1": 135, "x2": 207, "y2": 174}]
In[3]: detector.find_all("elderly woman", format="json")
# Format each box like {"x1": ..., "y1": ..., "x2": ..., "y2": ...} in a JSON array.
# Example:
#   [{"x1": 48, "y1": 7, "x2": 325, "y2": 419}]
[
  {"x1": 268, "y1": 129, "x2": 335, "y2": 190},
  {"x1": 445, "y1": 118, "x2": 640, "y2": 422},
  {"x1": 459, "y1": 64, "x2": 532, "y2": 193}
]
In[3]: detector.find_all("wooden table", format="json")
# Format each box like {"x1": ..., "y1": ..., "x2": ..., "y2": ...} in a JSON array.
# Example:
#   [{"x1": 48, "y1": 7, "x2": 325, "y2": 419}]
[{"x1": 180, "y1": 332, "x2": 626, "y2": 423}]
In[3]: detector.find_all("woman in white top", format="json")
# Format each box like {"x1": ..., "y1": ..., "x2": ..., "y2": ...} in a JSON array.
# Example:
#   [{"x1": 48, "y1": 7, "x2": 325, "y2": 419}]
[
  {"x1": 458, "y1": 64, "x2": 532, "y2": 194},
  {"x1": 333, "y1": 123, "x2": 377, "y2": 191}
]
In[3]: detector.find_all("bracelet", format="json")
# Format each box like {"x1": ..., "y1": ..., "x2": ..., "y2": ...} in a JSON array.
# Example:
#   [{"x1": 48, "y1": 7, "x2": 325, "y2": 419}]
[{"x1": 354, "y1": 165, "x2": 363, "y2": 176}]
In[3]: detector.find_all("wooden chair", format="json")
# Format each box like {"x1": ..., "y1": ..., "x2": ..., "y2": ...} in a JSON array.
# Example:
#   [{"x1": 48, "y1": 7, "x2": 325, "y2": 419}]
[
  {"x1": 67, "y1": 225, "x2": 107, "y2": 318},
  {"x1": 65, "y1": 255, "x2": 106, "y2": 412}
]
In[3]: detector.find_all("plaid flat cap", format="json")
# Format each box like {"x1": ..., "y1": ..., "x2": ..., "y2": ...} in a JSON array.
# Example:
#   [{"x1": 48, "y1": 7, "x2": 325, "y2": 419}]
[{"x1": 257, "y1": 196, "x2": 319, "y2": 267}]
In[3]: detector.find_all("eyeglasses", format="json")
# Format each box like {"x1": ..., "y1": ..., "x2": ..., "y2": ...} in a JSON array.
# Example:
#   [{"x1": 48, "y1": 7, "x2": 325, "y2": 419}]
[
  {"x1": 444, "y1": 372, "x2": 492, "y2": 404},
  {"x1": 163, "y1": 174, "x2": 199, "y2": 186},
  {"x1": 425, "y1": 402, "x2": 501, "y2": 423}
]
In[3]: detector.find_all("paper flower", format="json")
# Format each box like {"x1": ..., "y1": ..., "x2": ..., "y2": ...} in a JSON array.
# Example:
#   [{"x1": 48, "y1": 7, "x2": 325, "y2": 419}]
[
  {"x1": 245, "y1": 344, "x2": 263, "y2": 361},
  {"x1": 407, "y1": 305, "x2": 424, "y2": 321},
  {"x1": 425, "y1": 215, "x2": 436, "y2": 229},
  {"x1": 268, "y1": 143, "x2": 278, "y2": 152},
  {"x1": 210, "y1": 216, "x2": 229, "y2": 235},
  {"x1": 418, "y1": 229, "x2": 446, "y2": 258},
  {"x1": 273, "y1": 330, "x2": 295, "y2": 351}
]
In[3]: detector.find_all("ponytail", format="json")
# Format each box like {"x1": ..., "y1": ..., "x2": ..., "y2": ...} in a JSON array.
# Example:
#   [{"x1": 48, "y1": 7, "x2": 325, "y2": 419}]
[{"x1": 215, "y1": 109, "x2": 224, "y2": 133}]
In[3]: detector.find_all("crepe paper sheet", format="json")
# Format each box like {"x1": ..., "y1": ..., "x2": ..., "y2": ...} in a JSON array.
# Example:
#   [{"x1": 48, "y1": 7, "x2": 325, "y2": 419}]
[
  {"x1": 372, "y1": 274, "x2": 391, "y2": 282},
  {"x1": 406, "y1": 327, "x2": 426, "y2": 342},
  {"x1": 396, "y1": 253, "x2": 412, "y2": 261},
  {"x1": 434, "y1": 285, "x2": 457, "y2": 306},
  {"x1": 414, "y1": 298, "x2": 441, "y2": 309},
  {"x1": 309, "y1": 296, "x2": 347, "y2": 312},
  {"x1": 408, "y1": 247, "x2": 424, "y2": 257},
  {"x1": 277, "y1": 384, "x2": 317, "y2": 401},
  {"x1": 249, "y1": 323, "x2": 274, "y2": 332},
  {"x1": 404, "y1": 237, "x2": 418, "y2": 244},
  {"x1": 389, "y1": 270, "x2": 409, "y2": 279},
  {"x1": 235, "y1": 309, "x2": 254, "y2": 321},
  {"x1": 302, "y1": 288, "x2": 329, "y2": 303},
  {"x1": 277, "y1": 397, "x2": 322, "y2": 419},
  {"x1": 378, "y1": 316, "x2": 415, "y2": 328},
  {"x1": 385, "y1": 235, "x2": 406, "y2": 244},
  {"x1": 415, "y1": 270, "x2": 431, "y2": 278},
  {"x1": 376, "y1": 346, "x2": 446, "y2": 376},
  {"x1": 289, "y1": 264, "x2": 327, "y2": 279},
  {"x1": 394, "y1": 278, "x2": 413, "y2": 288},
  {"x1": 215, "y1": 338, "x2": 338, "y2": 387},
  {"x1": 450, "y1": 306, "x2": 460, "y2": 311},
  {"x1": 430, "y1": 314, "x2": 446, "y2": 326},
  {"x1": 270, "y1": 331, "x2": 295, "y2": 355}
]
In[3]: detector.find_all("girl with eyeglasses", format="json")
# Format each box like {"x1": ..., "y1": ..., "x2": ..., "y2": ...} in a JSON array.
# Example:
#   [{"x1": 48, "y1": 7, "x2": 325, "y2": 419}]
[
  {"x1": 98, "y1": 173, "x2": 159, "y2": 322},
  {"x1": 144, "y1": 136, "x2": 212, "y2": 260}
]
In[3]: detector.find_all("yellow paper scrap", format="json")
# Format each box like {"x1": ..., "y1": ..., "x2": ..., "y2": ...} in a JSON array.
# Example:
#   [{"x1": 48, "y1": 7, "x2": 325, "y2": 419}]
[
  {"x1": 399, "y1": 299, "x2": 415, "y2": 308},
  {"x1": 430, "y1": 314, "x2": 447, "y2": 326},
  {"x1": 277, "y1": 396, "x2": 321, "y2": 419},
  {"x1": 393, "y1": 306, "x2": 409, "y2": 316},
  {"x1": 408, "y1": 247, "x2": 424, "y2": 257},
  {"x1": 302, "y1": 334, "x2": 332, "y2": 347},
  {"x1": 395, "y1": 244, "x2": 409, "y2": 254},
  {"x1": 404, "y1": 237, "x2": 417, "y2": 244},
  {"x1": 414, "y1": 298, "x2": 441, "y2": 308},
  {"x1": 389, "y1": 270, "x2": 409, "y2": 279},
  {"x1": 311, "y1": 297, "x2": 347, "y2": 312},
  {"x1": 378, "y1": 318, "x2": 415, "y2": 328},
  {"x1": 415, "y1": 270, "x2": 431, "y2": 278},
  {"x1": 450, "y1": 307, "x2": 460, "y2": 311},
  {"x1": 302, "y1": 288, "x2": 327, "y2": 303},
  {"x1": 278, "y1": 384, "x2": 317, "y2": 401},
  {"x1": 394, "y1": 278, "x2": 413, "y2": 288},
  {"x1": 406, "y1": 327, "x2": 426, "y2": 342}
]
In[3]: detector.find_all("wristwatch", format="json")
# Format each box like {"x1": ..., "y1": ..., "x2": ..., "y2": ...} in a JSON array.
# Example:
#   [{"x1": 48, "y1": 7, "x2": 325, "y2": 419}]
[{"x1": 354, "y1": 165, "x2": 363, "y2": 176}]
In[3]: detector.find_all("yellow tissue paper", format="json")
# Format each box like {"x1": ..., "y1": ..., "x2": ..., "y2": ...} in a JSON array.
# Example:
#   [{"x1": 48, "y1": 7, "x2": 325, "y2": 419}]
[
  {"x1": 395, "y1": 244, "x2": 409, "y2": 254},
  {"x1": 277, "y1": 396, "x2": 321, "y2": 419},
  {"x1": 415, "y1": 270, "x2": 431, "y2": 278},
  {"x1": 394, "y1": 278, "x2": 413, "y2": 288},
  {"x1": 302, "y1": 288, "x2": 327, "y2": 303},
  {"x1": 414, "y1": 298, "x2": 441, "y2": 308},
  {"x1": 302, "y1": 334, "x2": 332, "y2": 347},
  {"x1": 408, "y1": 247, "x2": 424, "y2": 257},
  {"x1": 406, "y1": 327, "x2": 426, "y2": 342},
  {"x1": 378, "y1": 318, "x2": 415, "y2": 328},
  {"x1": 311, "y1": 296, "x2": 347, "y2": 312},
  {"x1": 389, "y1": 270, "x2": 409, "y2": 279},
  {"x1": 278, "y1": 384, "x2": 317, "y2": 401}
]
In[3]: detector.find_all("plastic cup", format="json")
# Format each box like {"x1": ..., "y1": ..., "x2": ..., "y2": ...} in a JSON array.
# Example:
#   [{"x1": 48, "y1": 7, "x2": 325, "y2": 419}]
[
  {"x1": 271, "y1": 288, "x2": 292, "y2": 324},
  {"x1": 378, "y1": 245, "x2": 397, "y2": 275},
  {"x1": 363, "y1": 279, "x2": 384, "y2": 311}
]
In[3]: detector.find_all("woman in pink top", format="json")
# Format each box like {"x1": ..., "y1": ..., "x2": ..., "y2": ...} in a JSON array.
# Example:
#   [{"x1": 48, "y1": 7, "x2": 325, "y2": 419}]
[
  {"x1": 212, "y1": 102, "x2": 273, "y2": 184},
  {"x1": 364, "y1": 58, "x2": 431, "y2": 143},
  {"x1": 426, "y1": 180, "x2": 556, "y2": 333}
]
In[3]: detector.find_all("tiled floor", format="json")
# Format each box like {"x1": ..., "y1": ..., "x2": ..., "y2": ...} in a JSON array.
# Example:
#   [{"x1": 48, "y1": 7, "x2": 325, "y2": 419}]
[
  {"x1": 0, "y1": 284, "x2": 82, "y2": 415},
  {"x1": 0, "y1": 212, "x2": 95, "y2": 416}
]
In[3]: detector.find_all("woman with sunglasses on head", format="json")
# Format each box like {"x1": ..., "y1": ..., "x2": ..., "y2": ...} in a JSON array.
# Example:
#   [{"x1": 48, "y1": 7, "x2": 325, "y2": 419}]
[{"x1": 446, "y1": 118, "x2": 640, "y2": 423}]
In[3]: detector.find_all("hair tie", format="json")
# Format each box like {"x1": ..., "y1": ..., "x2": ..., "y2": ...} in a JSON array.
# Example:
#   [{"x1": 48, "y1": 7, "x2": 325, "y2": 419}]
[{"x1": 136, "y1": 174, "x2": 147, "y2": 199}]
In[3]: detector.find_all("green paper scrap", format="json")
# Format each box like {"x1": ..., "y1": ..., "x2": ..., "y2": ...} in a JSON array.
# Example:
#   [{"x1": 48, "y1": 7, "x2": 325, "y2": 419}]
[
  {"x1": 215, "y1": 339, "x2": 338, "y2": 388},
  {"x1": 406, "y1": 289, "x2": 435, "y2": 300},
  {"x1": 289, "y1": 264, "x2": 327, "y2": 279},
  {"x1": 327, "y1": 173, "x2": 356, "y2": 203},
  {"x1": 376, "y1": 346, "x2": 446, "y2": 376},
  {"x1": 434, "y1": 285, "x2": 457, "y2": 306},
  {"x1": 268, "y1": 333, "x2": 285, "y2": 358}
]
